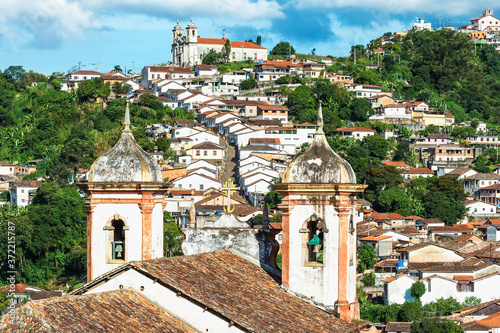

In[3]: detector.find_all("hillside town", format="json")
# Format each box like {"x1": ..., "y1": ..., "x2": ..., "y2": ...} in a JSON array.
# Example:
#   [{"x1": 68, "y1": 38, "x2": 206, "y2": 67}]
[{"x1": 2, "y1": 7, "x2": 500, "y2": 333}]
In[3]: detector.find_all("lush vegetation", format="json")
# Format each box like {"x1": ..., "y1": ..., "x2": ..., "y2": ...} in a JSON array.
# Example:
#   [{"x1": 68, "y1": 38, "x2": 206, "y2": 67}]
[
  {"x1": 359, "y1": 292, "x2": 468, "y2": 324},
  {"x1": 0, "y1": 66, "x2": 196, "y2": 290}
]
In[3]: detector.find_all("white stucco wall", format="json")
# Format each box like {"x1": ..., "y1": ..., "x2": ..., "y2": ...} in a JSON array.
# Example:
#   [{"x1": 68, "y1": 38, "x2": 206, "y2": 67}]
[
  {"x1": 85, "y1": 269, "x2": 244, "y2": 333},
  {"x1": 409, "y1": 245, "x2": 464, "y2": 263},
  {"x1": 286, "y1": 201, "x2": 357, "y2": 308},
  {"x1": 385, "y1": 275, "x2": 416, "y2": 304},
  {"x1": 90, "y1": 193, "x2": 164, "y2": 280}
]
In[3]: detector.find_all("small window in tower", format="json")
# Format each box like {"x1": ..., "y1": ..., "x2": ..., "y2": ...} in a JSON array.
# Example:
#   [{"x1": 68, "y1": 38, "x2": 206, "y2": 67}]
[
  {"x1": 192, "y1": 30, "x2": 195, "y2": 36},
  {"x1": 112, "y1": 219, "x2": 125, "y2": 260},
  {"x1": 305, "y1": 215, "x2": 324, "y2": 264}
]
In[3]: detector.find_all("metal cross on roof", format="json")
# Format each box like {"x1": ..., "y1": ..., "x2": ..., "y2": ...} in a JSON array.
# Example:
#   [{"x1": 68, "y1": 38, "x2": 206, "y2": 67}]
[{"x1": 221, "y1": 180, "x2": 240, "y2": 214}]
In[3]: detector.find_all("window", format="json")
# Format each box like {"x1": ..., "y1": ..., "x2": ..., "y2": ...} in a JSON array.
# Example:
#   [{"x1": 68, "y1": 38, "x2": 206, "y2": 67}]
[
  {"x1": 111, "y1": 219, "x2": 125, "y2": 260},
  {"x1": 303, "y1": 215, "x2": 324, "y2": 264},
  {"x1": 196, "y1": 150, "x2": 200, "y2": 156},
  {"x1": 21, "y1": 189, "x2": 24, "y2": 193},
  {"x1": 244, "y1": 52, "x2": 246, "y2": 59},
  {"x1": 204, "y1": 151, "x2": 208, "y2": 156},
  {"x1": 232, "y1": 52, "x2": 235, "y2": 59},
  {"x1": 458, "y1": 283, "x2": 473, "y2": 292},
  {"x1": 200, "y1": 184, "x2": 204, "y2": 190},
  {"x1": 213, "y1": 150, "x2": 217, "y2": 156}
]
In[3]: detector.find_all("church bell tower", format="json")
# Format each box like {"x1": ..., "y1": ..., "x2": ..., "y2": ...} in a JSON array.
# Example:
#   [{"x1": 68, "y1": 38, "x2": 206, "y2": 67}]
[
  {"x1": 272, "y1": 103, "x2": 366, "y2": 322},
  {"x1": 79, "y1": 103, "x2": 169, "y2": 281}
]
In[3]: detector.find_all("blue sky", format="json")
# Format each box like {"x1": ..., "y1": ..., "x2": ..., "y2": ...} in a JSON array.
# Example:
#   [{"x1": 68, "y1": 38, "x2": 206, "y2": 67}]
[{"x1": 0, "y1": 0, "x2": 497, "y2": 75}]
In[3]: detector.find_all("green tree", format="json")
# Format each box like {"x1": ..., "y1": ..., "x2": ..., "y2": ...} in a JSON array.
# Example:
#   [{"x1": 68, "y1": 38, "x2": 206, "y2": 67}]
[
  {"x1": 113, "y1": 65, "x2": 123, "y2": 73},
  {"x1": 285, "y1": 85, "x2": 315, "y2": 120},
  {"x1": 400, "y1": 301, "x2": 423, "y2": 322},
  {"x1": 270, "y1": 41, "x2": 295, "y2": 56},
  {"x1": 357, "y1": 244, "x2": 376, "y2": 273},
  {"x1": 362, "y1": 136, "x2": 390, "y2": 160},
  {"x1": 410, "y1": 281, "x2": 426, "y2": 302},
  {"x1": 256, "y1": 35, "x2": 262, "y2": 46},
  {"x1": 463, "y1": 296, "x2": 481, "y2": 307},
  {"x1": 350, "y1": 98, "x2": 373, "y2": 122},
  {"x1": 222, "y1": 39, "x2": 232, "y2": 62},
  {"x1": 377, "y1": 187, "x2": 412, "y2": 215},
  {"x1": 240, "y1": 76, "x2": 258, "y2": 90},
  {"x1": 434, "y1": 297, "x2": 462, "y2": 315},
  {"x1": 156, "y1": 137, "x2": 171, "y2": 151},
  {"x1": 361, "y1": 273, "x2": 375, "y2": 286},
  {"x1": 164, "y1": 212, "x2": 183, "y2": 257},
  {"x1": 411, "y1": 317, "x2": 463, "y2": 333},
  {"x1": 202, "y1": 49, "x2": 224, "y2": 65}
]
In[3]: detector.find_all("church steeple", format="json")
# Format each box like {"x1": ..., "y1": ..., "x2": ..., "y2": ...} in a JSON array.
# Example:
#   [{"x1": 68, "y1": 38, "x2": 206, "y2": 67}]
[
  {"x1": 123, "y1": 102, "x2": 131, "y2": 133},
  {"x1": 79, "y1": 100, "x2": 170, "y2": 282},
  {"x1": 272, "y1": 101, "x2": 367, "y2": 321},
  {"x1": 316, "y1": 100, "x2": 324, "y2": 135}
]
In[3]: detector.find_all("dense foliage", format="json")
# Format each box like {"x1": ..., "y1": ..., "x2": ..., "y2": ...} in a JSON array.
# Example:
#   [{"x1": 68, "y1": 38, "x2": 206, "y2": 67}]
[{"x1": 0, "y1": 183, "x2": 86, "y2": 289}]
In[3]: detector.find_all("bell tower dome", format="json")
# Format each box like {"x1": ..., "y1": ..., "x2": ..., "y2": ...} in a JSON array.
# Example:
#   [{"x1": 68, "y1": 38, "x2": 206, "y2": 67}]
[
  {"x1": 79, "y1": 103, "x2": 170, "y2": 281},
  {"x1": 272, "y1": 102, "x2": 366, "y2": 322}
]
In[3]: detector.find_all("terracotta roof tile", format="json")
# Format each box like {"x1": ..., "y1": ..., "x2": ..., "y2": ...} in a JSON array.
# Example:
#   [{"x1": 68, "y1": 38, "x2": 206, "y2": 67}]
[
  {"x1": 405, "y1": 167, "x2": 434, "y2": 174},
  {"x1": 336, "y1": 127, "x2": 375, "y2": 132},
  {"x1": 2, "y1": 289, "x2": 197, "y2": 332},
  {"x1": 385, "y1": 322, "x2": 412, "y2": 332},
  {"x1": 382, "y1": 161, "x2": 410, "y2": 167},
  {"x1": 76, "y1": 251, "x2": 357, "y2": 332}
]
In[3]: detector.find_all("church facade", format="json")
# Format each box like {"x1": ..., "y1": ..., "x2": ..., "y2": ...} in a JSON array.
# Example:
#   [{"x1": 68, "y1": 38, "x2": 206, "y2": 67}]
[{"x1": 172, "y1": 19, "x2": 268, "y2": 67}]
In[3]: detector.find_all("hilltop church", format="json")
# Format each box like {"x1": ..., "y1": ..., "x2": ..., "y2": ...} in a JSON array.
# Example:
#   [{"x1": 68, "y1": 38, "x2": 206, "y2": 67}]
[
  {"x1": 172, "y1": 19, "x2": 268, "y2": 67},
  {"x1": 2, "y1": 103, "x2": 365, "y2": 332}
]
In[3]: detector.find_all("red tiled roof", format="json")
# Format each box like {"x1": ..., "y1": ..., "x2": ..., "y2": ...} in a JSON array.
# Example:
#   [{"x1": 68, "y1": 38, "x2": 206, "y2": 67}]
[
  {"x1": 196, "y1": 64, "x2": 217, "y2": 70},
  {"x1": 375, "y1": 259, "x2": 400, "y2": 267},
  {"x1": 68, "y1": 70, "x2": 102, "y2": 76},
  {"x1": 386, "y1": 213, "x2": 405, "y2": 219},
  {"x1": 382, "y1": 273, "x2": 409, "y2": 283},
  {"x1": 405, "y1": 167, "x2": 433, "y2": 174},
  {"x1": 336, "y1": 127, "x2": 375, "y2": 132},
  {"x1": 74, "y1": 250, "x2": 357, "y2": 332},
  {"x1": 429, "y1": 225, "x2": 472, "y2": 232},
  {"x1": 172, "y1": 68, "x2": 194, "y2": 74},
  {"x1": 197, "y1": 38, "x2": 266, "y2": 49},
  {"x1": 360, "y1": 235, "x2": 392, "y2": 242},
  {"x1": 382, "y1": 161, "x2": 410, "y2": 167},
  {"x1": 2, "y1": 289, "x2": 197, "y2": 332},
  {"x1": 257, "y1": 105, "x2": 289, "y2": 111}
]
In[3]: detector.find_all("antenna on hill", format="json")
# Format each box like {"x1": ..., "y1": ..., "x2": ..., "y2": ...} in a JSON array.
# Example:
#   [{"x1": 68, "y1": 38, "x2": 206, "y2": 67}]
[{"x1": 90, "y1": 63, "x2": 96, "y2": 70}]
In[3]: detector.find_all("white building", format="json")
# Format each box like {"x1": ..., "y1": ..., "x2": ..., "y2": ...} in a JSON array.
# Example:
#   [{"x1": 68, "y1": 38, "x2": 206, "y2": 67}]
[
  {"x1": 10, "y1": 180, "x2": 41, "y2": 207},
  {"x1": 172, "y1": 19, "x2": 267, "y2": 66},
  {"x1": 335, "y1": 127, "x2": 375, "y2": 140},
  {"x1": 412, "y1": 18, "x2": 432, "y2": 30},
  {"x1": 172, "y1": 173, "x2": 222, "y2": 191},
  {"x1": 350, "y1": 84, "x2": 383, "y2": 98},
  {"x1": 0, "y1": 162, "x2": 16, "y2": 176},
  {"x1": 465, "y1": 200, "x2": 499, "y2": 219}
]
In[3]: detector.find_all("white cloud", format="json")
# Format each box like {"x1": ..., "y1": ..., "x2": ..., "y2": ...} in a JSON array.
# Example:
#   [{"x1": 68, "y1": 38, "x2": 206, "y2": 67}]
[
  {"x1": 0, "y1": 0, "x2": 284, "y2": 50},
  {"x1": 0, "y1": 0, "x2": 100, "y2": 50},
  {"x1": 291, "y1": 0, "x2": 497, "y2": 16},
  {"x1": 299, "y1": 14, "x2": 405, "y2": 57},
  {"x1": 83, "y1": 0, "x2": 285, "y2": 20}
]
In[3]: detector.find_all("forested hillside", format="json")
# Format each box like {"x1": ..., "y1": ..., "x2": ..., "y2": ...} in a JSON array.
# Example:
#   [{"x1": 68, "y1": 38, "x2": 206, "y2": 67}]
[{"x1": 0, "y1": 28, "x2": 500, "y2": 292}]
